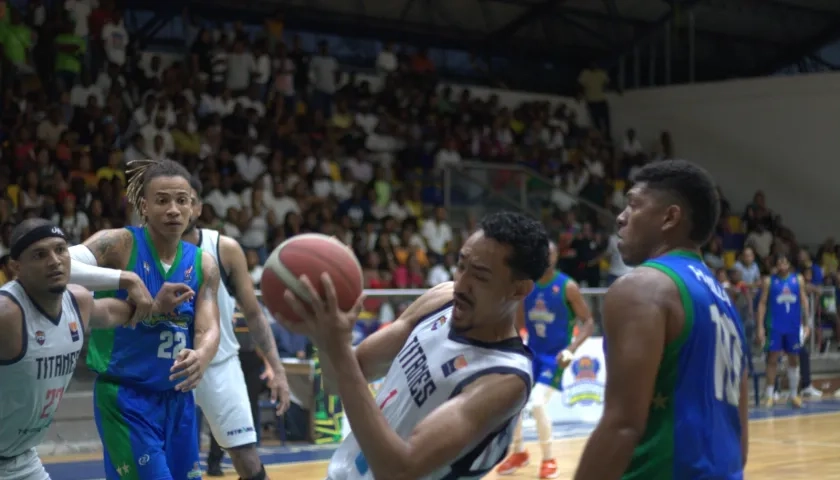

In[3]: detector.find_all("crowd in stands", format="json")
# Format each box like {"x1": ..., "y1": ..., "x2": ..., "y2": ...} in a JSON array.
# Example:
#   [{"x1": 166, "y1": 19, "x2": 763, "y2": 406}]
[{"x1": 0, "y1": 0, "x2": 838, "y2": 357}]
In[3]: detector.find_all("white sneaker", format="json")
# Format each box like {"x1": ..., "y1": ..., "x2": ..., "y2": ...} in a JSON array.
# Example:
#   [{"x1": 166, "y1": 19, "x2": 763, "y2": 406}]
[
  {"x1": 834, "y1": 388, "x2": 840, "y2": 399},
  {"x1": 802, "y1": 385, "x2": 823, "y2": 397}
]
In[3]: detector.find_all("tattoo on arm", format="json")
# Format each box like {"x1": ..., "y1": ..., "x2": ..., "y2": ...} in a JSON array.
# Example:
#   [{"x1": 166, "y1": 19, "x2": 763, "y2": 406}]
[{"x1": 84, "y1": 229, "x2": 132, "y2": 268}]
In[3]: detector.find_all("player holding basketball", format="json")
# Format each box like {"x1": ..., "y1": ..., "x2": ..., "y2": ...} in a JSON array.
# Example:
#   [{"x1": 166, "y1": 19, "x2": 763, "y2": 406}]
[
  {"x1": 0, "y1": 219, "x2": 193, "y2": 480},
  {"x1": 497, "y1": 241, "x2": 594, "y2": 479},
  {"x1": 574, "y1": 160, "x2": 749, "y2": 479},
  {"x1": 279, "y1": 212, "x2": 548, "y2": 479},
  {"x1": 184, "y1": 176, "x2": 290, "y2": 478},
  {"x1": 67, "y1": 160, "x2": 221, "y2": 480},
  {"x1": 757, "y1": 254, "x2": 809, "y2": 408}
]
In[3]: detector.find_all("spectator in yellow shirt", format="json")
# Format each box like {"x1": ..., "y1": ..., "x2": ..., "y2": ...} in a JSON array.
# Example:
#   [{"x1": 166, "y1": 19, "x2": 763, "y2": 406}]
[{"x1": 95, "y1": 149, "x2": 126, "y2": 183}]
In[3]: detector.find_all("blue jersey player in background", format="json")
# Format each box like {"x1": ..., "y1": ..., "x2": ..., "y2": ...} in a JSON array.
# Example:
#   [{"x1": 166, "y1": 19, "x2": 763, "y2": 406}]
[
  {"x1": 71, "y1": 160, "x2": 221, "y2": 480},
  {"x1": 498, "y1": 241, "x2": 594, "y2": 479},
  {"x1": 575, "y1": 160, "x2": 749, "y2": 480},
  {"x1": 756, "y1": 254, "x2": 810, "y2": 408}
]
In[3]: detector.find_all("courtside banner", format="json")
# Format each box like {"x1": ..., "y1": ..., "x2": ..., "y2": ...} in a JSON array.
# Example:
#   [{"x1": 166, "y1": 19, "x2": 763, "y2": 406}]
[{"x1": 524, "y1": 337, "x2": 606, "y2": 428}]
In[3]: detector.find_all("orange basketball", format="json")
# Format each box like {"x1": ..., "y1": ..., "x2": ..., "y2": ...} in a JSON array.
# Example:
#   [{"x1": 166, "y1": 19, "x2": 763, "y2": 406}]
[{"x1": 261, "y1": 234, "x2": 363, "y2": 323}]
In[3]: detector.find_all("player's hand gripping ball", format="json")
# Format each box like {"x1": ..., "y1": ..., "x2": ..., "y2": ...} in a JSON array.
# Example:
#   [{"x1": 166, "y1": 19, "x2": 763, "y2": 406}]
[{"x1": 261, "y1": 234, "x2": 364, "y2": 327}]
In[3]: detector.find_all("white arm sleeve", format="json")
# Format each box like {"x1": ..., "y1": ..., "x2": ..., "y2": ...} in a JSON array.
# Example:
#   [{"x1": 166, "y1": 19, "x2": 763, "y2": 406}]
[{"x1": 69, "y1": 245, "x2": 123, "y2": 291}]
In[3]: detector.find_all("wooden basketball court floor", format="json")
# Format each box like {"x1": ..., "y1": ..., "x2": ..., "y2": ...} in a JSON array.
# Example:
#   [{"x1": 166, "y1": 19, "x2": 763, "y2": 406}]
[{"x1": 44, "y1": 400, "x2": 840, "y2": 479}]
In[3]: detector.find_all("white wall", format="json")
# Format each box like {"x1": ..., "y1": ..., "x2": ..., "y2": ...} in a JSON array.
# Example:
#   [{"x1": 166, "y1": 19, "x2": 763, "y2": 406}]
[{"x1": 609, "y1": 73, "x2": 840, "y2": 244}]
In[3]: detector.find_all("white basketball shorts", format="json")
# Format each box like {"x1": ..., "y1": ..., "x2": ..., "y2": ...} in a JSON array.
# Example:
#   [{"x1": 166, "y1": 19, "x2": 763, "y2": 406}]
[
  {"x1": 0, "y1": 449, "x2": 50, "y2": 480},
  {"x1": 194, "y1": 355, "x2": 257, "y2": 449}
]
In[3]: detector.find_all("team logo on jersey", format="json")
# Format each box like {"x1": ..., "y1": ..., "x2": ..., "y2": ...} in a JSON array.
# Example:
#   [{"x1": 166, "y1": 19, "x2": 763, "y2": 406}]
[
  {"x1": 143, "y1": 261, "x2": 151, "y2": 274},
  {"x1": 552, "y1": 284, "x2": 561, "y2": 294},
  {"x1": 430, "y1": 315, "x2": 447, "y2": 330},
  {"x1": 528, "y1": 295, "x2": 555, "y2": 323},
  {"x1": 563, "y1": 356, "x2": 604, "y2": 407},
  {"x1": 68, "y1": 321, "x2": 80, "y2": 342},
  {"x1": 442, "y1": 354, "x2": 468, "y2": 377},
  {"x1": 184, "y1": 265, "x2": 194, "y2": 282},
  {"x1": 776, "y1": 286, "x2": 797, "y2": 313},
  {"x1": 35, "y1": 330, "x2": 46, "y2": 345}
]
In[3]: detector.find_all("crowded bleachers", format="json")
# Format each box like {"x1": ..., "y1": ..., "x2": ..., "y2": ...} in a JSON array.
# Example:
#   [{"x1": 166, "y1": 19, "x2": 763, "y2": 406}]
[{"x1": 0, "y1": 0, "x2": 838, "y2": 356}]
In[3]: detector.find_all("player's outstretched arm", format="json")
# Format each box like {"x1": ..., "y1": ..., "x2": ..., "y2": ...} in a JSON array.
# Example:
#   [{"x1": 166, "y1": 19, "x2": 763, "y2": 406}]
[
  {"x1": 565, "y1": 280, "x2": 595, "y2": 353},
  {"x1": 797, "y1": 274, "x2": 811, "y2": 333},
  {"x1": 0, "y1": 294, "x2": 25, "y2": 363},
  {"x1": 319, "y1": 281, "x2": 454, "y2": 395},
  {"x1": 69, "y1": 284, "x2": 195, "y2": 331},
  {"x1": 72, "y1": 228, "x2": 154, "y2": 323},
  {"x1": 220, "y1": 235, "x2": 290, "y2": 413},
  {"x1": 755, "y1": 277, "x2": 770, "y2": 344},
  {"x1": 574, "y1": 269, "x2": 670, "y2": 480},
  {"x1": 194, "y1": 250, "x2": 221, "y2": 362},
  {"x1": 337, "y1": 360, "x2": 527, "y2": 479}
]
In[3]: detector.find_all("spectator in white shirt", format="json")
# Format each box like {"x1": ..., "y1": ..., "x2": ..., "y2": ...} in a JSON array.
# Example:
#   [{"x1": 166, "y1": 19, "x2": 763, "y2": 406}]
[
  {"x1": 204, "y1": 173, "x2": 243, "y2": 223},
  {"x1": 309, "y1": 40, "x2": 339, "y2": 116},
  {"x1": 376, "y1": 42, "x2": 398, "y2": 77},
  {"x1": 101, "y1": 11, "x2": 129, "y2": 67},
  {"x1": 421, "y1": 207, "x2": 453, "y2": 256},
  {"x1": 226, "y1": 40, "x2": 254, "y2": 94},
  {"x1": 69, "y1": 73, "x2": 104, "y2": 108},
  {"x1": 140, "y1": 113, "x2": 174, "y2": 154},
  {"x1": 233, "y1": 141, "x2": 266, "y2": 184},
  {"x1": 622, "y1": 128, "x2": 643, "y2": 157},
  {"x1": 434, "y1": 138, "x2": 462, "y2": 171},
  {"x1": 601, "y1": 233, "x2": 633, "y2": 285}
]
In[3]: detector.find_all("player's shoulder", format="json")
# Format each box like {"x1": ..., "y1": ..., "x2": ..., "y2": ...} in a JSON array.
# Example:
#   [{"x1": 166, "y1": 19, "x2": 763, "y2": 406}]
[
  {"x1": 397, "y1": 281, "x2": 454, "y2": 327},
  {"x1": 609, "y1": 266, "x2": 678, "y2": 305},
  {"x1": 0, "y1": 287, "x2": 24, "y2": 323}
]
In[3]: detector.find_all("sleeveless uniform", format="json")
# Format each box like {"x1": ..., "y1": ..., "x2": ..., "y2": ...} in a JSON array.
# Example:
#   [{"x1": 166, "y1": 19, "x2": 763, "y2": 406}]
[
  {"x1": 193, "y1": 228, "x2": 258, "y2": 449},
  {"x1": 0, "y1": 281, "x2": 84, "y2": 480},
  {"x1": 765, "y1": 273, "x2": 803, "y2": 354},
  {"x1": 86, "y1": 226, "x2": 203, "y2": 480},
  {"x1": 617, "y1": 250, "x2": 746, "y2": 480},
  {"x1": 327, "y1": 302, "x2": 533, "y2": 480},
  {"x1": 523, "y1": 271, "x2": 575, "y2": 389}
]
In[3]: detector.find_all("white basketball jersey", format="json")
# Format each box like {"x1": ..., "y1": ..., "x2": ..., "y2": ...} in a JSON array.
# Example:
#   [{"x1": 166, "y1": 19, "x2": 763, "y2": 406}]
[
  {"x1": 199, "y1": 228, "x2": 239, "y2": 364},
  {"x1": 0, "y1": 281, "x2": 84, "y2": 458},
  {"x1": 327, "y1": 304, "x2": 533, "y2": 480}
]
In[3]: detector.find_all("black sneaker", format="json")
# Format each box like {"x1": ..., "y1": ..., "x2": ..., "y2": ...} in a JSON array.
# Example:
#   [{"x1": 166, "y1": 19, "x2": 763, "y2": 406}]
[{"x1": 206, "y1": 463, "x2": 224, "y2": 477}]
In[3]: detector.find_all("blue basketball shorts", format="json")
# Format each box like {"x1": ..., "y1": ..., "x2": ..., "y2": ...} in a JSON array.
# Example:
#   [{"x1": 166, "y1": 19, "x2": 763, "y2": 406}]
[
  {"x1": 765, "y1": 330, "x2": 800, "y2": 354},
  {"x1": 93, "y1": 378, "x2": 201, "y2": 480},
  {"x1": 532, "y1": 352, "x2": 564, "y2": 390}
]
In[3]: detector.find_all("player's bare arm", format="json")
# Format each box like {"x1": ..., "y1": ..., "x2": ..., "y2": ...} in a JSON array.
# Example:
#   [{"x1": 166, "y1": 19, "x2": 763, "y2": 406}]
[
  {"x1": 72, "y1": 228, "x2": 153, "y2": 323},
  {"x1": 0, "y1": 294, "x2": 24, "y2": 362},
  {"x1": 68, "y1": 284, "x2": 195, "y2": 331},
  {"x1": 756, "y1": 277, "x2": 770, "y2": 344},
  {"x1": 221, "y1": 235, "x2": 290, "y2": 413},
  {"x1": 797, "y1": 274, "x2": 811, "y2": 336},
  {"x1": 170, "y1": 250, "x2": 221, "y2": 392},
  {"x1": 319, "y1": 281, "x2": 455, "y2": 394},
  {"x1": 565, "y1": 280, "x2": 595, "y2": 353},
  {"x1": 574, "y1": 269, "x2": 673, "y2": 480},
  {"x1": 739, "y1": 366, "x2": 749, "y2": 466},
  {"x1": 333, "y1": 350, "x2": 528, "y2": 480}
]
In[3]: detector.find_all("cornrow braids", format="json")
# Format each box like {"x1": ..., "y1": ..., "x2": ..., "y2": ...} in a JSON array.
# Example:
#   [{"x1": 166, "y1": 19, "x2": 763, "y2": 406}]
[{"x1": 125, "y1": 159, "x2": 193, "y2": 216}]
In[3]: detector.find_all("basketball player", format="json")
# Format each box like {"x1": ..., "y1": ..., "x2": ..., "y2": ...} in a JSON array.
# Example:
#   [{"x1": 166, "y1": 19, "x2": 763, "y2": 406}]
[
  {"x1": 279, "y1": 212, "x2": 548, "y2": 479},
  {"x1": 574, "y1": 160, "x2": 749, "y2": 479},
  {"x1": 497, "y1": 241, "x2": 594, "y2": 479},
  {"x1": 67, "y1": 159, "x2": 222, "y2": 480},
  {"x1": 0, "y1": 219, "x2": 193, "y2": 480},
  {"x1": 756, "y1": 254, "x2": 809, "y2": 408},
  {"x1": 184, "y1": 177, "x2": 290, "y2": 479}
]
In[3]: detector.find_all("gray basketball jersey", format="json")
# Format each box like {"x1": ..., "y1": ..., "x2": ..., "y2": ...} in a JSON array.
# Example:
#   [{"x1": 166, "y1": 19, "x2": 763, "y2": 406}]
[
  {"x1": 198, "y1": 228, "x2": 239, "y2": 364},
  {"x1": 327, "y1": 303, "x2": 533, "y2": 480},
  {"x1": 0, "y1": 281, "x2": 84, "y2": 458}
]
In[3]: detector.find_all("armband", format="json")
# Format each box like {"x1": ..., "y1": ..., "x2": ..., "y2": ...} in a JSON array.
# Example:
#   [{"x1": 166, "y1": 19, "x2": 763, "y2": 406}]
[{"x1": 69, "y1": 245, "x2": 122, "y2": 291}]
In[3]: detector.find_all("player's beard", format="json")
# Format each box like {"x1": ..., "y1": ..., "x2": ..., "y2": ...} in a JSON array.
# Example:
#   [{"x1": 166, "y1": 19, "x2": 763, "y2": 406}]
[{"x1": 48, "y1": 285, "x2": 67, "y2": 294}]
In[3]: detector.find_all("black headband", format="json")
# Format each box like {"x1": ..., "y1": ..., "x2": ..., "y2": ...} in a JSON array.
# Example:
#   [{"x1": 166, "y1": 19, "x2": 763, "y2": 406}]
[{"x1": 10, "y1": 225, "x2": 67, "y2": 260}]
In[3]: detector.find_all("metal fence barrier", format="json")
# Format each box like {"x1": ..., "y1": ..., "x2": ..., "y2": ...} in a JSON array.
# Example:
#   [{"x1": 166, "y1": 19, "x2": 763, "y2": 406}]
[{"x1": 255, "y1": 285, "x2": 839, "y2": 357}]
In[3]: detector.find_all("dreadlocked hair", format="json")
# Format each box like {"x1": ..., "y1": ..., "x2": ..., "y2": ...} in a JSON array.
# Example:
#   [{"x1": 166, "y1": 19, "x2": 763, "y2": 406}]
[{"x1": 126, "y1": 159, "x2": 192, "y2": 215}]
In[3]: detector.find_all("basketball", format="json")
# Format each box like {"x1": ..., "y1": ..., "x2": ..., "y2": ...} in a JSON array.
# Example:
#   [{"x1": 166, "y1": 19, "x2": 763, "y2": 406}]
[{"x1": 261, "y1": 234, "x2": 364, "y2": 323}]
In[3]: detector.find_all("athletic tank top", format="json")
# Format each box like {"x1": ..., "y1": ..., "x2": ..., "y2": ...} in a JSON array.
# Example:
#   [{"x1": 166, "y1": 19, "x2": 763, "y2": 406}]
[
  {"x1": 327, "y1": 302, "x2": 533, "y2": 480},
  {"x1": 766, "y1": 273, "x2": 802, "y2": 333},
  {"x1": 619, "y1": 250, "x2": 746, "y2": 480},
  {"x1": 86, "y1": 226, "x2": 202, "y2": 391},
  {"x1": 198, "y1": 228, "x2": 239, "y2": 363},
  {"x1": 0, "y1": 281, "x2": 83, "y2": 457},
  {"x1": 523, "y1": 271, "x2": 574, "y2": 354}
]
